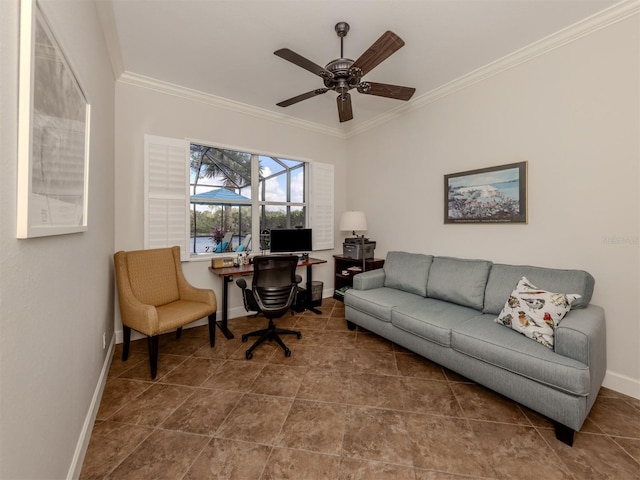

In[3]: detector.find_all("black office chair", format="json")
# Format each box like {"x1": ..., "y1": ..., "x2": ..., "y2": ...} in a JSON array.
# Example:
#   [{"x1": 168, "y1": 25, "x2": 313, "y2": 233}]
[
  {"x1": 241, "y1": 255, "x2": 302, "y2": 359},
  {"x1": 236, "y1": 275, "x2": 304, "y2": 318}
]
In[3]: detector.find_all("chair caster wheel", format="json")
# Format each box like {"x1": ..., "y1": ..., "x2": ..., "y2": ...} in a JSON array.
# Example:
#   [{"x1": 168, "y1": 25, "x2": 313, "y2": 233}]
[
  {"x1": 284, "y1": 349, "x2": 291, "y2": 357},
  {"x1": 242, "y1": 335, "x2": 248, "y2": 343},
  {"x1": 246, "y1": 350, "x2": 253, "y2": 360},
  {"x1": 296, "y1": 333, "x2": 302, "y2": 339}
]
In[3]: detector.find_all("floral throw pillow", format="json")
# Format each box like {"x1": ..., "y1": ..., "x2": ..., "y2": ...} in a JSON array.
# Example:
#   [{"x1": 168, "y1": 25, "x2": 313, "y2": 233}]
[{"x1": 495, "y1": 277, "x2": 581, "y2": 349}]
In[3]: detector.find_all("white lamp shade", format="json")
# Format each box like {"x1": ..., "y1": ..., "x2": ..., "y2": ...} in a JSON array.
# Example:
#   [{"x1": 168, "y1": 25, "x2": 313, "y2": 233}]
[{"x1": 339, "y1": 211, "x2": 368, "y2": 233}]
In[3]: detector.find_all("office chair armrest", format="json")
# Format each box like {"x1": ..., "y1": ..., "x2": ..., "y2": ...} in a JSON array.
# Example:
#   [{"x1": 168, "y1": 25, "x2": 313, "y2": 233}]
[
  {"x1": 236, "y1": 278, "x2": 248, "y2": 288},
  {"x1": 295, "y1": 274, "x2": 303, "y2": 284}
]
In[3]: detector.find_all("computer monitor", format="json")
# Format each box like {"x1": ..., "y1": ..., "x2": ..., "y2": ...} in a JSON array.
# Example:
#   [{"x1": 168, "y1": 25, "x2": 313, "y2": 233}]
[{"x1": 269, "y1": 228, "x2": 312, "y2": 253}]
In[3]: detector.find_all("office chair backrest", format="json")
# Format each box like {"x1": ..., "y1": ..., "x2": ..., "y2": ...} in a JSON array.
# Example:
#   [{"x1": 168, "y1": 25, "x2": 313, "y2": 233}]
[{"x1": 252, "y1": 255, "x2": 299, "y2": 314}]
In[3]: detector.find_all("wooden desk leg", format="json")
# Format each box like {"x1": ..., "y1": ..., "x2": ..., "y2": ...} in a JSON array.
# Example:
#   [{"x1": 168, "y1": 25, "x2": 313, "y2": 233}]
[
  {"x1": 217, "y1": 276, "x2": 235, "y2": 339},
  {"x1": 305, "y1": 264, "x2": 322, "y2": 315}
]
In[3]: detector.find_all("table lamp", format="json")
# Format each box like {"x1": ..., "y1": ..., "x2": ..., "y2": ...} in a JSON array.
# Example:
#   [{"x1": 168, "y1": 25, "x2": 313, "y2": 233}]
[{"x1": 339, "y1": 211, "x2": 368, "y2": 271}]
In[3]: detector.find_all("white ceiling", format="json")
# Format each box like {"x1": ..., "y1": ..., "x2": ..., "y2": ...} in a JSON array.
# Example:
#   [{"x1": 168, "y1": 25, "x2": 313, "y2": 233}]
[{"x1": 100, "y1": 0, "x2": 620, "y2": 133}]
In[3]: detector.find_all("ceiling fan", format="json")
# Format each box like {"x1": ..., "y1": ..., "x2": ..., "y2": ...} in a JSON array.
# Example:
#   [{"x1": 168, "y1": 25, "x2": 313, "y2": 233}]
[{"x1": 274, "y1": 22, "x2": 416, "y2": 123}]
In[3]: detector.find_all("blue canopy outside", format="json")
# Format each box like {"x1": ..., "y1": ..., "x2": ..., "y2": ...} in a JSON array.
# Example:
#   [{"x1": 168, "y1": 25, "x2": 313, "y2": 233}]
[{"x1": 190, "y1": 189, "x2": 250, "y2": 204}]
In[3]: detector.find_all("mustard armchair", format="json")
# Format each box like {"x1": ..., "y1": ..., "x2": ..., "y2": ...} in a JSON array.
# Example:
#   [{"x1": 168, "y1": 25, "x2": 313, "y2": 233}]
[{"x1": 114, "y1": 246, "x2": 217, "y2": 379}]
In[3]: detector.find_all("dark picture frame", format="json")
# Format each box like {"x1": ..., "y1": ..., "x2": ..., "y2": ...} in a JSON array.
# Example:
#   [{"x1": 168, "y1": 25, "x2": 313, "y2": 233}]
[{"x1": 445, "y1": 161, "x2": 527, "y2": 224}]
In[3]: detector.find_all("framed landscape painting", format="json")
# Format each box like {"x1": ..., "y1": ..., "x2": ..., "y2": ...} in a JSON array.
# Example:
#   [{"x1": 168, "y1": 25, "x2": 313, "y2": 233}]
[
  {"x1": 17, "y1": 0, "x2": 91, "y2": 238},
  {"x1": 444, "y1": 162, "x2": 527, "y2": 224}
]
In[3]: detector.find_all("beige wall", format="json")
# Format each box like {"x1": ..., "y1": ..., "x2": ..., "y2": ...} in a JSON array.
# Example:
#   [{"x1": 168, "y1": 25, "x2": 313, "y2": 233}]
[
  {"x1": 0, "y1": 0, "x2": 115, "y2": 478},
  {"x1": 347, "y1": 15, "x2": 639, "y2": 397},
  {"x1": 114, "y1": 82, "x2": 348, "y2": 333},
  {"x1": 0, "y1": 2, "x2": 637, "y2": 477}
]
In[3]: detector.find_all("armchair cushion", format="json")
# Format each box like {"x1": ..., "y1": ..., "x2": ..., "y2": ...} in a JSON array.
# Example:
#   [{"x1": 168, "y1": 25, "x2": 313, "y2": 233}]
[{"x1": 157, "y1": 300, "x2": 218, "y2": 332}]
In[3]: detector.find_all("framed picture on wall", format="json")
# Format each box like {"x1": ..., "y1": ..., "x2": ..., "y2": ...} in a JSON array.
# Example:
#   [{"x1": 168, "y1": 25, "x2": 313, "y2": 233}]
[
  {"x1": 444, "y1": 161, "x2": 527, "y2": 224},
  {"x1": 17, "y1": 0, "x2": 91, "y2": 238}
]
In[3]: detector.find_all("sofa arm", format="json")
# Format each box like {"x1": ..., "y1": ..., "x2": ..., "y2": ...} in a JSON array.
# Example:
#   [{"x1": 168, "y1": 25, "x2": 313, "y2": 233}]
[
  {"x1": 555, "y1": 304, "x2": 606, "y2": 395},
  {"x1": 353, "y1": 269, "x2": 386, "y2": 290}
]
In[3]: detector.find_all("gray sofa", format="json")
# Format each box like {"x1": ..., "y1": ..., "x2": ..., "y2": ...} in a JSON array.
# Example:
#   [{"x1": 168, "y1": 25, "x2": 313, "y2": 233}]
[{"x1": 344, "y1": 251, "x2": 606, "y2": 446}]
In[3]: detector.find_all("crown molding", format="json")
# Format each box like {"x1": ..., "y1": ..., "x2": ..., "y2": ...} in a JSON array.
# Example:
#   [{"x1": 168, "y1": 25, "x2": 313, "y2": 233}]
[
  {"x1": 116, "y1": 0, "x2": 638, "y2": 140},
  {"x1": 346, "y1": 0, "x2": 640, "y2": 138},
  {"x1": 117, "y1": 72, "x2": 348, "y2": 139}
]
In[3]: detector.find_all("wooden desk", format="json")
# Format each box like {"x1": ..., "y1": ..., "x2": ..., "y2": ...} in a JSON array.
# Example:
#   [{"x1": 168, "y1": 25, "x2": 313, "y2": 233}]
[{"x1": 209, "y1": 257, "x2": 327, "y2": 339}]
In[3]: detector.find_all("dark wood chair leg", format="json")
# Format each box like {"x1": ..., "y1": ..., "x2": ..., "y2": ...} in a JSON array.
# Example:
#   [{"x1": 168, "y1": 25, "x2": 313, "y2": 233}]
[
  {"x1": 148, "y1": 335, "x2": 159, "y2": 379},
  {"x1": 122, "y1": 326, "x2": 132, "y2": 361},
  {"x1": 208, "y1": 313, "x2": 216, "y2": 347},
  {"x1": 176, "y1": 327, "x2": 183, "y2": 339},
  {"x1": 554, "y1": 422, "x2": 575, "y2": 446}
]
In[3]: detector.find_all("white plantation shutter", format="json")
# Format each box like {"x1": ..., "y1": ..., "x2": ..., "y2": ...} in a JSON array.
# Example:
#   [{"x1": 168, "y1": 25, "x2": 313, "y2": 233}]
[
  {"x1": 309, "y1": 161, "x2": 334, "y2": 251},
  {"x1": 144, "y1": 135, "x2": 189, "y2": 261}
]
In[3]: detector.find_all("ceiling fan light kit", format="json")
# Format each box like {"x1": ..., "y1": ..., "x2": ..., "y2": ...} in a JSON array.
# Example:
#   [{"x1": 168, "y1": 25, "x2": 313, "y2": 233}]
[{"x1": 275, "y1": 22, "x2": 416, "y2": 123}]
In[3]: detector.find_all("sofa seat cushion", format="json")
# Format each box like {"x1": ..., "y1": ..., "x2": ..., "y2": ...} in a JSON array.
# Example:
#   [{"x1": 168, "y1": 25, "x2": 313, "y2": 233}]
[
  {"x1": 391, "y1": 298, "x2": 482, "y2": 347},
  {"x1": 345, "y1": 287, "x2": 421, "y2": 323},
  {"x1": 452, "y1": 315, "x2": 590, "y2": 396}
]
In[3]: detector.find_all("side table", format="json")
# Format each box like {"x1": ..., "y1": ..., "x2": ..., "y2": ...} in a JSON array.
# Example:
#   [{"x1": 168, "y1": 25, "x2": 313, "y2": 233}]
[{"x1": 333, "y1": 255, "x2": 385, "y2": 301}]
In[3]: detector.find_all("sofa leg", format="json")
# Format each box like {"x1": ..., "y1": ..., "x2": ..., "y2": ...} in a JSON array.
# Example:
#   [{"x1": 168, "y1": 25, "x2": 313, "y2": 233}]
[
  {"x1": 346, "y1": 320, "x2": 356, "y2": 331},
  {"x1": 176, "y1": 327, "x2": 183, "y2": 339},
  {"x1": 122, "y1": 326, "x2": 131, "y2": 361},
  {"x1": 148, "y1": 335, "x2": 159, "y2": 379},
  {"x1": 208, "y1": 313, "x2": 216, "y2": 347},
  {"x1": 554, "y1": 422, "x2": 575, "y2": 446}
]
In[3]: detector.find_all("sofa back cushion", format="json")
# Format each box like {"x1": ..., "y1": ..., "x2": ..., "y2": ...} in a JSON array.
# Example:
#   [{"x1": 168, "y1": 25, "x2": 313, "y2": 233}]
[
  {"x1": 384, "y1": 251, "x2": 433, "y2": 297},
  {"x1": 483, "y1": 264, "x2": 595, "y2": 315},
  {"x1": 427, "y1": 256, "x2": 492, "y2": 310}
]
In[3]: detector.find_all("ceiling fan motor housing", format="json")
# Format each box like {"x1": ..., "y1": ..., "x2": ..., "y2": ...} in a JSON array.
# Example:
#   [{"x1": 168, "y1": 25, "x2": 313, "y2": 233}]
[{"x1": 323, "y1": 58, "x2": 362, "y2": 92}]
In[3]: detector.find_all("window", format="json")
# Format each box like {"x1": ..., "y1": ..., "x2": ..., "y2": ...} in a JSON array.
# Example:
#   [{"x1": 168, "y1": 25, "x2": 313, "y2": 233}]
[
  {"x1": 144, "y1": 135, "x2": 334, "y2": 259},
  {"x1": 189, "y1": 145, "x2": 253, "y2": 255},
  {"x1": 189, "y1": 144, "x2": 308, "y2": 255}
]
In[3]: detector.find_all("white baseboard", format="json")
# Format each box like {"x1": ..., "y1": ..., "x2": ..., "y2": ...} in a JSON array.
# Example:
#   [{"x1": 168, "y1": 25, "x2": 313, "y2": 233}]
[
  {"x1": 603, "y1": 370, "x2": 640, "y2": 400},
  {"x1": 66, "y1": 334, "x2": 115, "y2": 479}
]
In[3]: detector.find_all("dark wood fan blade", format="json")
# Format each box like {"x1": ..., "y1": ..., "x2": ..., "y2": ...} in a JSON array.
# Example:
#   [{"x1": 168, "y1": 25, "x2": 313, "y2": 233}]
[
  {"x1": 277, "y1": 88, "x2": 329, "y2": 107},
  {"x1": 362, "y1": 82, "x2": 416, "y2": 101},
  {"x1": 352, "y1": 31, "x2": 405, "y2": 76},
  {"x1": 274, "y1": 48, "x2": 333, "y2": 79},
  {"x1": 337, "y1": 93, "x2": 353, "y2": 122}
]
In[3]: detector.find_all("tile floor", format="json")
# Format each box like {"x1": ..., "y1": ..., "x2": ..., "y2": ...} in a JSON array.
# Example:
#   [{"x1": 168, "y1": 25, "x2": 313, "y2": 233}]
[{"x1": 81, "y1": 299, "x2": 640, "y2": 479}]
